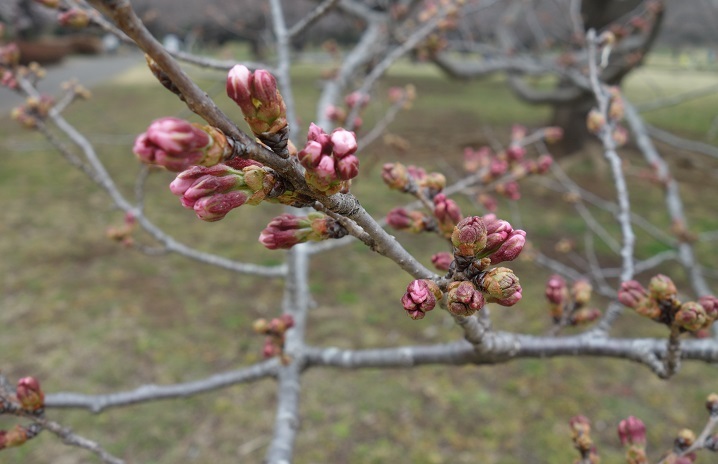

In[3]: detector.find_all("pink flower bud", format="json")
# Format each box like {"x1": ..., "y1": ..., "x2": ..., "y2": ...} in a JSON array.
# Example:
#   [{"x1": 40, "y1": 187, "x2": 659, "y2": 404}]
[
  {"x1": 483, "y1": 218, "x2": 513, "y2": 253},
  {"x1": 506, "y1": 143, "x2": 526, "y2": 161},
  {"x1": 193, "y1": 190, "x2": 249, "y2": 222},
  {"x1": 263, "y1": 339, "x2": 280, "y2": 358},
  {"x1": 487, "y1": 229, "x2": 526, "y2": 264},
  {"x1": 336, "y1": 154, "x2": 359, "y2": 180},
  {"x1": 431, "y1": 252, "x2": 453, "y2": 271},
  {"x1": 497, "y1": 180, "x2": 521, "y2": 200},
  {"x1": 698, "y1": 295, "x2": 718, "y2": 320},
  {"x1": 480, "y1": 267, "x2": 521, "y2": 301},
  {"x1": 446, "y1": 281, "x2": 485, "y2": 316},
  {"x1": 463, "y1": 146, "x2": 491, "y2": 172},
  {"x1": 260, "y1": 213, "x2": 342, "y2": 249},
  {"x1": 433, "y1": 194, "x2": 462, "y2": 234},
  {"x1": 226, "y1": 64, "x2": 253, "y2": 110},
  {"x1": 401, "y1": 279, "x2": 442, "y2": 320},
  {"x1": 314, "y1": 155, "x2": 338, "y2": 184},
  {"x1": 58, "y1": 9, "x2": 90, "y2": 28},
  {"x1": 543, "y1": 126, "x2": 563, "y2": 144},
  {"x1": 451, "y1": 216, "x2": 488, "y2": 258},
  {"x1": 344, "y1": 91, "x2": 370, "y2": 108},
  {"x1": 648, "y1": 274, "x2": 677, "y2": 301},
  {"x1": 419, "y1": 172, "x2": 446, "y2": 193},
  {"x1": 536, "y1": 154, "x2": 553, "y2": 174},
  {"x1": 298, "y1": 140, "x2": 324, "y2": 168},
  {"x1": 511, "y1": 124, "x2": 527, "y2": 142},
  {"x1": 489, "y1": 158, "x2": 508, "y2": 177},
  {"x1": 407, "y1": 165, "x2": 427, "y2": 182},
  {"x1": 386, "y1": 208, "x2": 427, "y2": 233},
  {"x1": 325, "y1": 105, "x2": 346, "y2": 122},
  {"x1": 226, "y1": 65, "x2": 287, "y2": 134},
  {"x1": 381, "y1": 163, "x2": 411, "y2": 191},
  {"x1": 330, "y1": 127, "x2": 358, "y2": 158},
  {"x1": 0, "y1": 43, "x2": 20, "y2": 67},
  {"x1": 613, "y1": 125, "x2": 629, "y2": 147},
  {"x1": 675, "y1": 302, "x2": 709, "y2": 332},
  {"x1": 307, "y1": 123, "x2": 332, "y2": 150},
  {"x1": 618, "y1": 281, "x2": 649, "y2": 309},
  {"x1": 570, "y1": 307, "x2": 601, "y2": 325},
  {"x1": 618, "y1": 416, "x2": 646, "y2": 446},
  {"x1": 545, "y1": 275, "x2": 568, "y2": 305},
  {"x1": 16, "y1": 377, "x2": 44, "y2": 411},
  {"x1": 571, "y1": 279, "x2": 593, "y2": 306}
]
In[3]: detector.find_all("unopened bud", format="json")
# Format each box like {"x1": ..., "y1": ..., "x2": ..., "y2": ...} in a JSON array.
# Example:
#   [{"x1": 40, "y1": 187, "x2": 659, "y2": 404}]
[
  {"x1": 570, "y1": 308, "x2": 601, "y2": 325},
  {"x1": 16, "y1": 377, "x2": 44, "y2": 412},
  {"x1": 587, "y1": 109, "x2": 606, "y2": 134},
  {"x1": 612, "y1": 125, "x2": 629, "y2": 147},
  {"x1": 226, "y1": 65, "x2": 287, "y2": 135},
  {"x1": 648, "y1": 274, "x2": 677, "y2": 301},
  {"x1": 543, "y1": 127, "x2": 563, "y2": 144},
  {"x1": 571, "y1": 279, "x2": 592, "y2": 306},
  {"x1": 386, "y1": 208, "x2": 428, "y2": 234},
  {"x1": 487, "y1": 229, "x2": 526, "y2": 264},
  {"x1": 330, "y1": 128, "x2": 358, "y2": 158},
  {"x1": 431, "y1": 252, "x2": 453, "y2": 271},
  {"x1": 253, "y1": 318, "x2": 269, "y2": 334},
  {"x1": 698, "y1": 295, "x2": 718, "y2": 321},
  {"x1": 381, "y1": 162, "x2": 411, "y2": 191},
  {"x1": 433, "y1": 193, "x2": 462, "y2": 236},
  {"x1": 451, "y1": 216, "x2": 488, "y2": 259},
  {"x1": 706, "y1": 393, "x2": 718, "y2": 415},
  {"x1": 545, "y1": 275, "x2": 568, "y2": 305},
  {"x1": 675, "y1": 428, "x2": 696, "y2": 450},
  {"x1": 480, "y1": 267, "x2": 521, "y2": 303},
  {"x1": 401, "y1": 279, "x2": 442, "y2": 320},
  {"x1": 58, "y1": 9, "x2": 90, "y2": 28},
  {"x1": 674, "y1": 301, "x2": 708, "y2": 332},
  {"x1": 618, "y1": 281, "x2": 649, "y2": 309},
  {"x1": 446, "y1": 281, "x2": 485, "y2": 316},
  {"x1": 618, "y1": 416, "x2": 646, "y2": 446}
]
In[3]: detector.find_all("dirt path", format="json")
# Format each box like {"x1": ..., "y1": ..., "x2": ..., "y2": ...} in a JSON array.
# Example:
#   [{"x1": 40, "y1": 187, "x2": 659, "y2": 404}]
[{"x1": 0, "y1": 50, "x2": 143, "y2": 114}]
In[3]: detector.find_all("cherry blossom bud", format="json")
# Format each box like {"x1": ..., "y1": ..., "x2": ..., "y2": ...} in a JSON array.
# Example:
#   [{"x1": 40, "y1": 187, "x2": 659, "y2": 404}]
[
  {"x1": 571, "y1": 279, "x2": 593, "y2": 306},
  {"x1": 133, "y1": 118, "x2": 228, "y2": 172},
  {"x1": 407, "y1": 165, "x2": 427, "y2": 182},
  {"x1": 480, "y1": 267, "x2": 521, "y2": 303},
  {"x1": 253, "y1": 318, "x2": 269, "y2": 334},
  {"x1": 483, "y1": 216, "x2": 513, "y2": 252},
  {"x1": 543, "y1": 126, "x2": 563, "y2": 144},
  {"x1": 545, "y1": 275, "x2": 568, "y2": 305},
  {"x1": 0, "y1": 43, "x2": 20, "y2": 67},
  {"x1": 330, "y1": 128, "x2": 358, "y2": 158},
  {"x1": 506, "y1": 143, "x2": 526, "y2": 161},
  {"x1": 298, "y1": 140, "x2": 324, "y2": 168},
  {"x1": 344, "y1": 91, "x2": 369, "y2": 108},
  {"x1": 698, "y1": 295, "x2": 718, "y2": 321},
  {"x1": 618, "y1": 416, "x2": 646, "y2": 446},
  {"x1": 648, "y1": 274, "x2": 677, "y2": 301},
  {"x1": 496, "y1": 180, "x2": 521, "y2": 200},
  {"x1": 570, "y1": 308, "x2": 601, "y2": 325},
  {"x1": 226, "y1": 65, "x2": 287, "y2": 134},
  {"x1": 587, "y1": 109, "x2": 606, "y2": 134},
  {"x1": 609, "y1": 96, "x2": 625, "y2": 121},
  {"x1": 613, "y1": 125, "x2": 629, "y2": 147},
  {"x1": 381, "y1": 162, "x2": 411, "y2": 191},
  {"x1": 451, "y1": 216, "x2": 488, "y2": 258},
  {"x1": 463, "y1": 146, "x2": 491, "y2": 172},
  {"x1": 626, "y1": 445, "x2": 648, "y2": 464},
  {"x1": 489, "y1": 158, "x2": 508, "y2": 177},
  {"x1": 16, "y1": 377, "x2": 44, "y2": 411},
  {"x1": 675, "y1": 302, "x2": 708, "y2": 332},
  {"x1": 431, "y1": 252, "x2": 453, "y2": 271},
  {"x1": 618, "y1": 281, "x2": 649, "y2": 309},
  {"x1": 336, "y1": 154, "x2": 359, "y2": 180},
  {"x1": 260, "y1": 213, "x2": 345, "y2": 250},
  {"x1": 263, "y1": 339, "x2": 280, "y2": 358},
  {"x1": 420, "y1": 172, "x2": 446, "y2": 193},
  {"x1": 307, "y1": 122, "x2": 332, "y2": 149},
  {"x1": 58, "y1": 9, "x2": 90, "y2": 28},
  {"x1": 635, "y1": 299, "x2": 662, "y2": 320},
  {"x1": 510, "y1": 124, "x2": 527, "y2": 142},
  {"x1": 536, "y1": 154, "x2": 553, "y2": 174},
  {"x1": 675, "y1": 429, "x2": 696, "y2": 450},
  {"x1": 487, "y1": 229, "x2": 526, "y2": 264},
  {"x1": 433, "y1": 193, "x2": 462, "y2": 235},
  {"x1": 401, "y1": 279, "x2": 442, "y2": 320},
  {"x1": 386, "y1": 208, "x2": 428, "y2": 234},
  {"x1": 446, "y1": 281, "x2": 485, "y2": 316},
  {"x1": 706, "y1": 393, "x2": 718, "y2": 415},
  {"x1": 192, "y1": 191, "x2": 249, "y2": 222}
]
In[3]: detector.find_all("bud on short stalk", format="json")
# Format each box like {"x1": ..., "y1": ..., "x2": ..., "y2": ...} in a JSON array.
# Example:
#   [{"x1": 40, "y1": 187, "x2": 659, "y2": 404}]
[
  {"x1": 381, "y1": 162, "x2": 412, "y2": 191},
  {"x1": 16, "y1": 377, "x2": 44, "y2": 412},
  {"x1": 260, "y1": 212, "x2": 346, "y2": 250},
  {"x1": 446, "y1": 281, "x2": 485, "y2": 316},
  {"x1": 433, "y1": 193, "x2": 462, "y2": 236}
]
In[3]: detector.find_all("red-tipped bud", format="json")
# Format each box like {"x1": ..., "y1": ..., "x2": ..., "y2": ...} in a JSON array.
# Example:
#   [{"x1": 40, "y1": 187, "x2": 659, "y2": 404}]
[
  {"x1": 489, "y1": 158, "x2": 508, "y2": 177},
  {"x1": 451, "y1": 216, "x2": 488, "y2": 258},
  {"x1": 381, "y1": 162, "x2": 411, "y2": 191},
  {"x1": 446, "y1": 281, "x2": 485, "y2": 316},
  {"x1": 488, "y1": 229, "x2": 526, "y2": 264},
  {"x1": 263, "y1": 339, "x2": 280, "y2": 358},
  {"x1": 58, "y1": 9, "x2": 90, "y2": 28},
  {"x1": 433, "y1": 193, "x2": 462, "y2": 235},
  {"x1": 226, "y1": 65, "x2": 287, "y2": 134},
  {"x1": 506, "y1": 143, "x2": 526, "y2": 161},
  {"x1": 307, "y1": 122, "x2": 332, "y2": 149},
  {"x1": 401, "y1": 279, "x2": 442, "y2": 320},
  {"x1": 431, "y1": 252, "x2": 453, "y2": 271},
  {"x1": 133, "y1": 118, "x2": 228, "y2": 172},
  {"x1": 16, "y1": 377, "x2": 44, "y2": 412},
  {"x1": 336, "y1": 154, "x2": 359, "y2": 180},
  {"x1": 618, "y1": 281, "x2": 649, "y2": 309},
  {"x1": 192, "y1": 191, "x2": 249, "y2": 222},
  {"x1": 480, "y1": 267, "x2": 521, "y2": 303},
  {"x1": 571, "y1": 279, "x2": 593, "y2": 306},
  {"x1": 344, "y1": 91, "x2": 369, "y2": 108},
  {"x1": 259, "y1": 213, "x2": 344, "y2": 250},
  {"x1": 298, "y1": 140, "x2": 324, "y2": 168},
  {"x1": 618, "y1": 416, "x2": 646, "y2": 446},
  {"x1": 543, "y1": 126, "x2": 563, "y2": 144},
  {"x1": 536, "y1": 154, "x2": 553, "y2": 174},
  {"x1": 419, "y1": 172, "x2": 446, "y2": 193},
  {"x1": 648, "y1": 274, "x2": 677, "y2": 301},
  {"x1": 386, "y1": 208, "x2": 428, "y2": 234},
  {"x1": 699, "y1": 295, "x2": 718, "y2": 320},
  {"x1": 675, "y1": 302, "x2": 709, "y2": 332},
  {"x1": 545, "y1": 275, "x2": 568, "y2": 305}
]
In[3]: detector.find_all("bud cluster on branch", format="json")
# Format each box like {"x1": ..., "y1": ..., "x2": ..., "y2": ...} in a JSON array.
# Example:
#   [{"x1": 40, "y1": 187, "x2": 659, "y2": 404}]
[{"x1": 545, "y1": 275, "x2": 601, "y2": 329}]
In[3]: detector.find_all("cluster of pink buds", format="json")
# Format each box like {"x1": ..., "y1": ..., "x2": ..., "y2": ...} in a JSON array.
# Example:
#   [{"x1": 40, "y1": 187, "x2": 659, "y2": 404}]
[
  {"x1": 58, "y1": 9, "x2": 90, "y2": 28},
  {"x1": 618, "y1": 416, "x2": 647, "y2": 464},
  {"x1": 545, "y1": 275, "x2": 601, "y2": 327},
  {"x1": 463, "y1": 126, "x2": 555, "y2": 207},
  {"x1": 106, "y1": 212, "x2": 137, "y2": 247},
  {"x1": 618, "y1": 275, "x2": 718, "y2": 333},
  {"x1": 297, "y1": 123, "x2": 359, "y2": 194},
  {"x1": 10, "y1": 95, "x2": 55, "y2": 129},
  {"x1": 569, "y1": 415, "x2": 600, "y2": 463},
  {"x1": 133, "y1": 117, "x2": 230, "y2": 172},
  {"x1": 170, "y1": 162, "x2": 282, "y2": 222},
  {"x1": 253, "y1": 314, "x2": 294, "y2": 363},
  {"x1": 226, "y1": 64, "x2": 287, "y2": 138},
  {"x1": 401, "y1": 279, "x2": 442, "y2": 320},
  {"x1": 259, "y1": 212, "x2": 348, "y2": 250}
]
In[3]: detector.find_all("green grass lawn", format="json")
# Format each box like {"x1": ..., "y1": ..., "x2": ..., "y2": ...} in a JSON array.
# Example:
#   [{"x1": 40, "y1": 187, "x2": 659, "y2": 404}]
[{"x1": 0, "y1": 54, "x2": 717, "y2": 463}]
